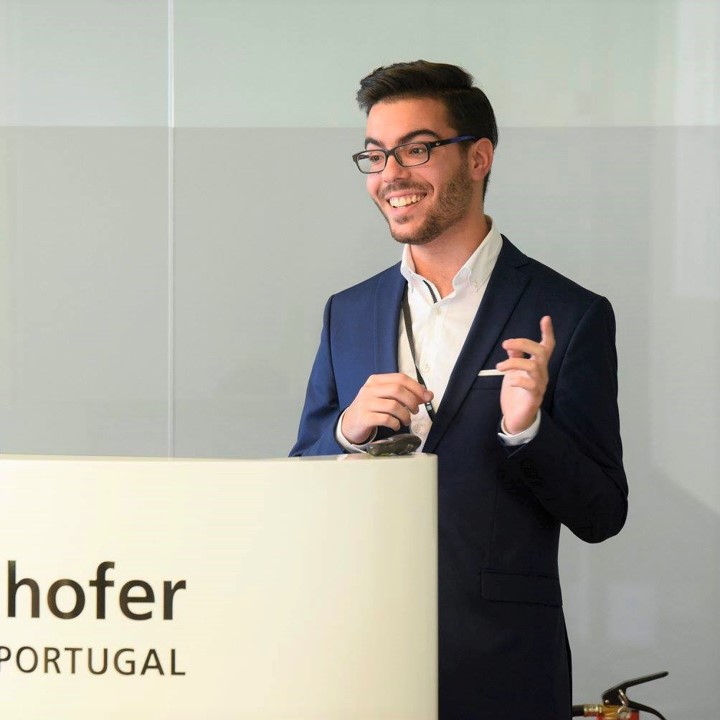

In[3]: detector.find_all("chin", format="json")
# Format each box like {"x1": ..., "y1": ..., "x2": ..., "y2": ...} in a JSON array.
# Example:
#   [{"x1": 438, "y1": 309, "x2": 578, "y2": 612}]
[
  {"x1": 388, "y1": 223, "x2": 419, "y2": 245},
  {"x1": 391, "y1": 232, "x2": 434, "y2": 246},
  {"x1": 388, "y1": 219, "x2": 439, "y2": 246}
]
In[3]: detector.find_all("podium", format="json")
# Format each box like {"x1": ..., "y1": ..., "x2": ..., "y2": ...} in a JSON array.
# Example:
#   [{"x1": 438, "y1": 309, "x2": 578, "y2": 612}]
[{"x1": 0, "y1": 454, "x2": 437, "y2": 718}]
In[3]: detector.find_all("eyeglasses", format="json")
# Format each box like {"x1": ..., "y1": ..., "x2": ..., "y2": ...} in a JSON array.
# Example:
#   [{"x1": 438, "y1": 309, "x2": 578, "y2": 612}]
[{"x1": 352, "y1": 135, "x2": 477, "y2": 174}]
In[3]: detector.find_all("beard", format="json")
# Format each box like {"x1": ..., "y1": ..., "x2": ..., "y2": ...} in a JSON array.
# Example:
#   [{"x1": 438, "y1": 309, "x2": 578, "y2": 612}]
[{"x1": 377, "y1": 165, "x2": 474, "y2": 246}]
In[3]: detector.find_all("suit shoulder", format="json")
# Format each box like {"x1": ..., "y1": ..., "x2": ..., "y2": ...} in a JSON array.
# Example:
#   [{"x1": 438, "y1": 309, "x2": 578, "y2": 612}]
[
  {"x1": 527, "y1": 257, "x2": 599, "y2": 298},
  {"x1": 329, "y1": 263, "x2": 401, "y2": 303},
  {"x1": 500, "y1": 238, "x2": 613, "y2": 324},
  {"x1": 514, "y1": 250, "x2": 606, "y2": 311}
]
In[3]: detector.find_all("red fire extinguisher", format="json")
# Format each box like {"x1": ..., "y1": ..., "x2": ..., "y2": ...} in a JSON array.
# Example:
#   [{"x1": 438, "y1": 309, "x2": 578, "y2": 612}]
[{"x1": 572, "y1": 671, "x2": 668, "y2": 719}]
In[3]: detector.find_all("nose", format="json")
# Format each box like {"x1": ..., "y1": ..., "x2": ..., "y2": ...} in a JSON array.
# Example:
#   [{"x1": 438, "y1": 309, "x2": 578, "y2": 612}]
[{"x1": 381, "y1": 152, "x2": 410, "y2": 182}]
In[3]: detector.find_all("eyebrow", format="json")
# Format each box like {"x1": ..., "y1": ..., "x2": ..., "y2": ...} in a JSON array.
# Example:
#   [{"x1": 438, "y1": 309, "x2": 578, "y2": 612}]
[{"x1": 364, "y1": 128, "x2": 443, "y2": 148}]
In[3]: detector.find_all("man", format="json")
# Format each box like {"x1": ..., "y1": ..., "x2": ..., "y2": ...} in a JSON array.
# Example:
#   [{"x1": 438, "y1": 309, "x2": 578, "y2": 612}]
[{"x1": 291, "y1": 61, "x2": 627, "y2": 720}]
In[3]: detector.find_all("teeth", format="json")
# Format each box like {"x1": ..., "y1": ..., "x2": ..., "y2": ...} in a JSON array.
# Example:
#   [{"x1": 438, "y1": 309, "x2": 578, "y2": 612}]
[{"x1": 388, "y1": 194, "x2": 422, "y2": 208}]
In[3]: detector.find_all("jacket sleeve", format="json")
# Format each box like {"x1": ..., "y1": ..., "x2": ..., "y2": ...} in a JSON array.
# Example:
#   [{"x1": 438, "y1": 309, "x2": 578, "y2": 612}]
[
  {"x1": 289, "y1": 296, "x2": 347, "y2": 457},
  {"x1": 504, "y1": 295, "x2": 628, "y2": 543}
]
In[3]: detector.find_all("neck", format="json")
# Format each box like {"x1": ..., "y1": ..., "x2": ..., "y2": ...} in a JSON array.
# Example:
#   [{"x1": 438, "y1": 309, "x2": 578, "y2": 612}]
[{"x1": 409, "y1": 215, "x2": 490, "y2": 298}]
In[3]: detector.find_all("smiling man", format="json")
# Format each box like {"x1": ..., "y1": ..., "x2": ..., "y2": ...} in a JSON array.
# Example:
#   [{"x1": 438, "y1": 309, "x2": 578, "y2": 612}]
[{"x1": 291, "y1": 61, "x2": 628, "y2": 720}]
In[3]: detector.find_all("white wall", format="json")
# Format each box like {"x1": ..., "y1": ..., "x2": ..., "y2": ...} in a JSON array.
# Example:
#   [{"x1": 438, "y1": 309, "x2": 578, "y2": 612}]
[{"x1": 1, "y1": 0, "x2": 718, "y2": 714}]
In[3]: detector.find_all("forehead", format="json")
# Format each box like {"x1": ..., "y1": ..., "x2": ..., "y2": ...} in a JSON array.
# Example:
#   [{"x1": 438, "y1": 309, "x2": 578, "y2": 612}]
[{"x1": 365, "y1": 97, "x2": 454, "y2": 146}]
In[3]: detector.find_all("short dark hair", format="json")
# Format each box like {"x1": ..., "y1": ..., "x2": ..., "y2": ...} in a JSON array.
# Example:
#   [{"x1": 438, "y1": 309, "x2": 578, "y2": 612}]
[{"x1": 357, "y1": 60, "x2": 498, "y2": 196}]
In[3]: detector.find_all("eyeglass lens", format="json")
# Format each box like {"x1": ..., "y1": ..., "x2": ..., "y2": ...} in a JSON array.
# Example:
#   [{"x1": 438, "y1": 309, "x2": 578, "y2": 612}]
[{"x1": 356, "y1": 143, "x2": 430, "y2": 173}]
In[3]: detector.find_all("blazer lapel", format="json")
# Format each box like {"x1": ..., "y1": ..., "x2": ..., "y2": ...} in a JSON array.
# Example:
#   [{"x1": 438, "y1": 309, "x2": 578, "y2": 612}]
[
  {"x1": 373, "y1": 264, "x2": 406, "y2": 374},
  {"x1": 424, "y1": 238, "x2": 531, "y2": 453}
]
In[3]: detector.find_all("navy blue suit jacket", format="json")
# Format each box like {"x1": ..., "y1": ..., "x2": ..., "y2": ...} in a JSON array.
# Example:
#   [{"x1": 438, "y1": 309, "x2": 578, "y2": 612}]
[{"x1": 291, "y1": 237, "x2": 628, "y2": 720}]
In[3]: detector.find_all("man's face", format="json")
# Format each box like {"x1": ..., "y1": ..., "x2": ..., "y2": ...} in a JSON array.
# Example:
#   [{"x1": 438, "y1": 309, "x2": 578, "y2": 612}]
[{"x1": 363, "y1": 97, "x2": 475, "y2": 246}]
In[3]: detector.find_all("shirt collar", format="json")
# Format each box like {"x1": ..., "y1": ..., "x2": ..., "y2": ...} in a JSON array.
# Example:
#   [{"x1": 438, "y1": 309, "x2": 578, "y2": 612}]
[{"x1": 400, "y1": 216, "x2": 503, "y2": 295}]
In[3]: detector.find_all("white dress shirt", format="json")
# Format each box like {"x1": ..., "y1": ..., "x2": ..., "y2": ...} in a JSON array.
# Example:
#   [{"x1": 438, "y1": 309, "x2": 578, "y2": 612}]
[{"x1": 337, "y1": 218, "x2": 540, "y2": 452}]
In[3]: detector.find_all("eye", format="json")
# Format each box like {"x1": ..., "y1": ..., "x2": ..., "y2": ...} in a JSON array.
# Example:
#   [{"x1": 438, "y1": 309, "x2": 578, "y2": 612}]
[
  {"x1": 406, "y1": 144, "x2": 429, "y2": 158},
  {"x1": 362, "y1": 150, "x2": 385, "y2": 166}
]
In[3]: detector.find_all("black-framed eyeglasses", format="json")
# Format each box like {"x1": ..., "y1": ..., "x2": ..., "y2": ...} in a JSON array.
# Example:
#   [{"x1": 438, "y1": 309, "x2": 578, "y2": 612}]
[{"x1": 352, "y1": 135, "x2": 477, "y2": 174}]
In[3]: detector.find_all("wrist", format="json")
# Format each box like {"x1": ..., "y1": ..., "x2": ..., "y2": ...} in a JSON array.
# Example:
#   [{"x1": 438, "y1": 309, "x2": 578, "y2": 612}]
[
  {"x1": 347, "y1": 430, "x2": 374, "y2": 445},
  {"x1": 501, "y1": 414, "x2": 535, "y2": 436},
  {"x1": 340, "y1": 413, "x2": 375, "y2": 445}
]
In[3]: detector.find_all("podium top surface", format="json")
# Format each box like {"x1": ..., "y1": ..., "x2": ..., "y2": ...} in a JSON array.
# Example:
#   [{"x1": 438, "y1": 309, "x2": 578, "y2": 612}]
[{"x1": 0, "y1": 452, "x2": 435, "y2": 464}]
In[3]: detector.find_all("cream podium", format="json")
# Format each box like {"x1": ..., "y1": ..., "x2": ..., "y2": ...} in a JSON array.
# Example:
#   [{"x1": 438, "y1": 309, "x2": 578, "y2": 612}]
[{"x1": 0, "y1": 454, "x2": 437, "y2": 719}]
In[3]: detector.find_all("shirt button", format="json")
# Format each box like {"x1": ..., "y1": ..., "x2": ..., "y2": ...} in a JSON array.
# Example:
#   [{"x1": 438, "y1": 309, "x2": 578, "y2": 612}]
[
  {"x1": 433, "y1": 307, "x2": 441, "y2": 316},
  {"x1": 421, "y1": 362, "x2": 430, "y2": 373},
  {"x1": 411, "y1": 423, "x2": 421, "y2": 433}
]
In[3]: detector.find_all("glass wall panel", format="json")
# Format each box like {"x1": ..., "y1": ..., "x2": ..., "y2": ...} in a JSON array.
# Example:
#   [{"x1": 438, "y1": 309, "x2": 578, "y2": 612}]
[{"x1": 0, "y1": 0, "x2": 169, "y2": 455}]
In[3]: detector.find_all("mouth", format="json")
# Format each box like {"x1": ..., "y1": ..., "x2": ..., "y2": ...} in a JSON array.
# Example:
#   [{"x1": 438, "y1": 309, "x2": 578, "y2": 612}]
[{"x1": 386, "y1": 193, "x2": 425, "y2": 209}]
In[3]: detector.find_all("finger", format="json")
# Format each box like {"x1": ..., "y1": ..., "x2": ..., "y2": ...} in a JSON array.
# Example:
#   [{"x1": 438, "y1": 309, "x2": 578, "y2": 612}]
[
  {"x1": 346, "y1": 402, "x2": 409, "y2": 438},
  {"x1": 496, "y1": 358, "x2": 538, "y2": 374},
  {"x1": 365, "y1": 373, "x2": 433, "y2": 402},
  {"x1": 366, "y1": 372, "x2": 426, "y2": 392},
  {"x1": 382, "y1": 379, "x2": 433, "y2": 405},
  {"x1": 362, "y1": 382, "x2": 430, "y2": 412},
  {"x1": 369, "y1": 413, "x2": 402, "y2": 432},
  {"x1": 502, "y1": 338, "x2": 547, "y2": 359},
  {"x1": 540, "y1": 316, "x2": 555, "y2": 351},
  {"x1": 370, "y1": 399, "x2": 414, "y2": 427},
  {"x1": 503, "y1": 374, "x2": 538, "y2": 392}
]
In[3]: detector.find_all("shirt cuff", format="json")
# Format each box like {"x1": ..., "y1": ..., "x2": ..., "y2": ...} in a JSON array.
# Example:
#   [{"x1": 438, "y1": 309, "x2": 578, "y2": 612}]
[
  {"x1": 497, "y1": 410, "x2": 541, "y2": 446},
  {"x1": 335, "y1": 410, "x2": 378, "y2": 453}
]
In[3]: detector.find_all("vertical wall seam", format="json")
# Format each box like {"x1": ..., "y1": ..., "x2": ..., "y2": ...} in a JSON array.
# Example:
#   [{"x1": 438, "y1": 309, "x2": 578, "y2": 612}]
[{"x1": 167, "y1": 0, "x2": 175, "y2": 457}]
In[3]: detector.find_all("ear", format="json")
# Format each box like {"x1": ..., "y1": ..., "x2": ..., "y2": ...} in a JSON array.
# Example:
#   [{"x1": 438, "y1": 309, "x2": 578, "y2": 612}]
[{"x1": 468, "y1": 138, "x2": 494, "y2": 183}]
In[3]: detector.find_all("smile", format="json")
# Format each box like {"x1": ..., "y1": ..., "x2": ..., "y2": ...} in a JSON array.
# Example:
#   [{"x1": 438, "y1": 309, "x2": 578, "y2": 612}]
[{"x1": 387, "y1": 194, "x2": 424, "y2": 208}]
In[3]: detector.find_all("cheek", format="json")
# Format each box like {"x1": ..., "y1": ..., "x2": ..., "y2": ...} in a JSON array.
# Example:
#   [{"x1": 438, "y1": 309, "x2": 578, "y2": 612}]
[
  {"x1": 366, "y1": 177, "x2": 384, "y2": 206},
  {"x1": 411, "y1": 171, "x2": 434, "y2": 195}
]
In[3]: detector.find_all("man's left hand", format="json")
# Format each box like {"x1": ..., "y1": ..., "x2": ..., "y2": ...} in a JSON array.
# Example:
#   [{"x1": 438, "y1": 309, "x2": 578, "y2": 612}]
[{"x1": 496, "y1": 316, "x2": 555, "y2": 435}]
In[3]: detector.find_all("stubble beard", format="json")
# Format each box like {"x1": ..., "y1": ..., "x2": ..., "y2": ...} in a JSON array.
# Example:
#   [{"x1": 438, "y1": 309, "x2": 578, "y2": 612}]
[{"x1": 379, "y1": 166, "x2": 474, "y2": 246}]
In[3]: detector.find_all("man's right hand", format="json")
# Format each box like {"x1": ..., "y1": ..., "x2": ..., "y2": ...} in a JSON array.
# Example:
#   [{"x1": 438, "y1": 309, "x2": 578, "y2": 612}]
[{"x1": 341, "y1": 373, "x2": 434, "y2": 444}]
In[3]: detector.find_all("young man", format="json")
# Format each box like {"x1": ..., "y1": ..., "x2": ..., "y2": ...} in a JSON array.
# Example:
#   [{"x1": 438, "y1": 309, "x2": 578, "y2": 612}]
[{"x1": 291, "y1": 61, "x2": 628, "y2": 720}]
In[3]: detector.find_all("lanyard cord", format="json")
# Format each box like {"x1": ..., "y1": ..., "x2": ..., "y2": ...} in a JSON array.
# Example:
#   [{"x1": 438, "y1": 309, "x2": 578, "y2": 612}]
[{"x1": 402, "y1": 288, "x2": 437, "y2": 422}]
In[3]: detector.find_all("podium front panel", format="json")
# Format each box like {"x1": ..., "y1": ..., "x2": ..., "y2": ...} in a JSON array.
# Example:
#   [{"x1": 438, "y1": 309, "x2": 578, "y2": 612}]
[{"x1": 0, "y1": 454, "x2": 437, "y2": 719}]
